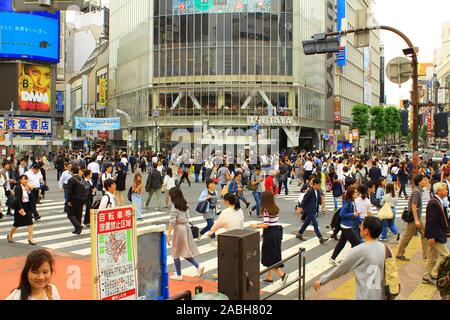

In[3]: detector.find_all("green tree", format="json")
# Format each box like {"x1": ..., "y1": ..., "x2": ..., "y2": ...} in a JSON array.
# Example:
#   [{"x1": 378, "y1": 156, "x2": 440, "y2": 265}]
[
  {"x1": 384, "y1": 106, "x2": 401, "y2": 143},
  {"x1": 370, "y1": 106, "x2": 387, "y2": 141},
  {"x1": 351, "y1": 104, "x2": 370, "y2": 137}
]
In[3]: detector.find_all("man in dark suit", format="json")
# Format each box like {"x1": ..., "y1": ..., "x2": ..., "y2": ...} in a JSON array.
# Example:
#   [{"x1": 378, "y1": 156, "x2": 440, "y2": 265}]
[
  {"x1": 422, "y1": 182, "x2": 449, "y2": 285},
  {"x1": 368, "y1": 158, "x2": 382, "y2": 184},
  {"x1": 296, "y1": 177, "x2": 329, "y2": 244}
]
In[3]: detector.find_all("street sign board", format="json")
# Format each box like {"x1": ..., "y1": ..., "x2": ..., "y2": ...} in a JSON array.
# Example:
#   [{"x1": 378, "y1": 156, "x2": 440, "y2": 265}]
[
  {"x1": 12, "y1": 0, "x2": 85, "y2": 11},
  {"x1": 386, "y1": 57, "x2": 413, "y2": 85}
]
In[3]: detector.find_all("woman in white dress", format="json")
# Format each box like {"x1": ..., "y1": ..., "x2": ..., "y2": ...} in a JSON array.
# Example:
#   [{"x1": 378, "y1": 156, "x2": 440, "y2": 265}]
[{"x1": 6, "y1": 249, "x2": 60, "y2": 300}]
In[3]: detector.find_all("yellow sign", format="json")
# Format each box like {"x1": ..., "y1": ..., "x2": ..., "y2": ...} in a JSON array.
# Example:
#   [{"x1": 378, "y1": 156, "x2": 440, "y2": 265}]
[
  {"x1": 99, "y1": 78, "x2": 107, "y2": 107},
  {"x1": 418, "y1": 63, "x2": 433, "y2": 77},
  {"x1": 18, "y1": 64, "x2": 52, "y2": 113}
]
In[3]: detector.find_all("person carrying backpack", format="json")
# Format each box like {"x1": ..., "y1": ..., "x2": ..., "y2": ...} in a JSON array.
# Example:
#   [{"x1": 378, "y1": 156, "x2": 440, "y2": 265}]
[
  {"x1": 66, "y1": 166, "x2": 90, "y2": 235},
  {"x1": 97, "y1": 179, "x2": 116, "y2": 210}
]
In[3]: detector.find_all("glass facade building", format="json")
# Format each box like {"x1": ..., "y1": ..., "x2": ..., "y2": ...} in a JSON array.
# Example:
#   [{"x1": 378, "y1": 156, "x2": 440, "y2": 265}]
[{"x1": 109, "y1": 0, "x2": 379, "y2": 150}]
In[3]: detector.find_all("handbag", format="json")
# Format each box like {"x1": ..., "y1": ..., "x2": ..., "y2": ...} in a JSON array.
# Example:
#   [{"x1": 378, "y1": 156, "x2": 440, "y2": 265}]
[
  {"x1": 377, "y1": 202, "x2": 394, "y2": 220},
  {"x1": 189, "y1": 222, "x2": 199, "y2": 239},
  {"x1": 196, "y1": 200, "x2": 209, "y2": 214},
  {"x1": 401, "y1": 208, "x2": 415, "y2": 223}
]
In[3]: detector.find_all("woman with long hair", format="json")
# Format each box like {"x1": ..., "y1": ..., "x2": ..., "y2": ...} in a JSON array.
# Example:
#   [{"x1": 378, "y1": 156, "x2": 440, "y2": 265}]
[
  {"x1": 7, "y1": 175, "x2": 36, "y2": 245},
  {"x1": 251, "y1": 192, "x2": 288, "y2": 285},
  {"x1": 162, "y1": 167, "x2": 176, "y2": 208},
  {"x1": 198, "y1": 179, "x2": 219, "y2": 243},
  {"x1": 329, "y1": 187, "x2": 362, "y2": 265},
  {"x1": 167, "y1": 187, "x2": 204, "y2": 281},
  {"x1": 131, "y1": 172, "x2": 144, "y2": 221},
  {"x1": 6, "y1": 249, "x2": 60, "y2": 300},
  {"x1": 380, "y1": 183, "x2": 400, "y2": 242}
]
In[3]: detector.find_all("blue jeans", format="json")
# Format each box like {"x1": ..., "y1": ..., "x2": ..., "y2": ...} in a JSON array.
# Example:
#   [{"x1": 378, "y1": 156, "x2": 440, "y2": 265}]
[
  {"x1": 251, "y1": 191, "x2": 262, "y2": 216},
  {"x1": 299, "y1": 214, "x2": 322, "y2": 239},
  {"x1": 174, "y1": 257, "x2": 199, "y2": 276},
  {"x1": 381, "y1": 208, "x2": 399, "y2": 240},
  {"x1": 195, "y1": 171, "x2": 200, "y2": 183},
  {"x1": 200, "y1": 218, "x2": 216, "y2": 239},
  {"x1": 132, "y1": 193, "x2": 142, "y2": 219},
  {"x1": 333, "y1": 197, "x2": 340, "y2": 210}
]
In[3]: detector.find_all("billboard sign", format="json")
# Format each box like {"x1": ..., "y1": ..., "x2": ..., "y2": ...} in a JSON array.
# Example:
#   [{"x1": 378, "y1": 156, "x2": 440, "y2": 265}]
[
  {"x1": 173, "y1": 0, "x2": 271, "y2": 14},
  {"x1": 92, "y1": 206, "x2": 138, "y2": 300},
  {"x1": 0, "y1": 0, "x2": 60, "y2": 63},
  {"x1": 99, "y1": 78, "x2": 107, "y2": 107},
  {"x1": 0, "y1": 116, "x2": 52, "y2": 135},
  {"x1": 56, "y1": 91, "x2": 64, "y2": 112},
  {"x1": 336, "y1": 0, "x2": 347, "y2": 67},
  {"x1": 18, "y1": 63, "x2": 52, "y2": 113},
  {"x1": 75, "y1": 117, "x2": 121, "y2": 131}
]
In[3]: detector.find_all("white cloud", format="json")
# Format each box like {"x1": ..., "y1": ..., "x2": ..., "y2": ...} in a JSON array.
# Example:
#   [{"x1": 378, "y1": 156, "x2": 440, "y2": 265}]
[{"x1": 372, "y1": 0, "x2": 450, "y2": 105}]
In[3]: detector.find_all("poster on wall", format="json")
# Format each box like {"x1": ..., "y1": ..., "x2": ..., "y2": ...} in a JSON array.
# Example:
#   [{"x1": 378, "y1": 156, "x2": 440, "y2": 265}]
[
  {"x1": 18, "y1": 64, "x2": 52, "y2": 113},
  {"x1": 92, "y1": 206, "x2": 138, "y2": 300}
]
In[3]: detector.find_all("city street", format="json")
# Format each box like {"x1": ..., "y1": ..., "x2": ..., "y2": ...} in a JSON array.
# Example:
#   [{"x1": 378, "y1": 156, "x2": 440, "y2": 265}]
[{"x1": 0, "y1": 169, "x2": 444, "y2": 300}]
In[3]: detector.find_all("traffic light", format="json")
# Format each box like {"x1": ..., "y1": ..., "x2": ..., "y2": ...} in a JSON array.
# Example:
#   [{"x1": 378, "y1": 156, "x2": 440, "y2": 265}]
[
  {"x1": 401, "y1": 110, "x2": 409, "y2": 136},
  {"x1": 303, "y1": 36, "x2": 340, "y2": 55}
]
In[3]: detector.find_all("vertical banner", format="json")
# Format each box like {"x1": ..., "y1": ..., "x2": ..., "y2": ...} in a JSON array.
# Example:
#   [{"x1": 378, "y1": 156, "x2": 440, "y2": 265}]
[
  {"x1": 325, "y1": 0, "x2": 336, "y2": 126},
  {"x1": 92, "y1": 206, "x2": 138, "y2": 300},
  {"x1": 334, "y1": 96, "x2": 341, "y2": 130},
  {"x1": 336, "y1": 0, "x2": 347, "y2": 67},
  {"x1": 99, "y1": 78, "x2": 107, "y2": 107},
  {"x1": 426, "y1": 109, "x2": 432, "y2": 137},
  {"x1": 363, "y1": 47, "x2": 372, "y2": 106}
]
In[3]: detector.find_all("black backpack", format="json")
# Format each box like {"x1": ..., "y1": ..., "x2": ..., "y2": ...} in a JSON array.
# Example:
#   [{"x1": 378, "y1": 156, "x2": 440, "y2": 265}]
[
  {"x1": 92, "y1": 194, "x2": 111, "y2": 210},
  {"x1": 330, "y1": 208, "x2": 342, "y2": 231},
  {"x1": 74, "y1": 178, "x2": 91, "y2": 202}
]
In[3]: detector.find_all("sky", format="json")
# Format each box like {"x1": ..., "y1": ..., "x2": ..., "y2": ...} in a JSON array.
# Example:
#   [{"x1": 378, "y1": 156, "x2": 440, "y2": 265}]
[{"x1": 372, "y1": 0, "x2": 450, "y2": 105}]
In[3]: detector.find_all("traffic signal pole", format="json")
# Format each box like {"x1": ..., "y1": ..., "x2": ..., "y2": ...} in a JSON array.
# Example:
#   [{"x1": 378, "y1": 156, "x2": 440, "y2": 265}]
[{"x1": 317, "y1": 25, "x2": 420, "y2": 181}]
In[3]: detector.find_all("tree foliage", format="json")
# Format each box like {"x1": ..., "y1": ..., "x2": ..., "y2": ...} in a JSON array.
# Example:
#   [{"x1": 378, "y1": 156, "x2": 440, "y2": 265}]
[
  {"x1": 384, "y1": 106, "x2": 401, "y2": 135},
  {"x1": 351, "y1": 104, "x2": 370, "y2": 137},
  {"x1": 370, "y1": 106, "x2": 387, "y2": 140}
]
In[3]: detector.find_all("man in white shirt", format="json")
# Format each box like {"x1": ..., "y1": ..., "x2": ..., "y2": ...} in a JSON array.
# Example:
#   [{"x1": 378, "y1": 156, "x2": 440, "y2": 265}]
[
  {"x1": 87, "y1": 160, "x2": 100, "y2": 189},
  {"x1": 99, "y1": 179, "x2": 116, "y2": 209},
  {"x1": 58, "y1": 162, "x2": 73, "y2": 200},
  {"x1": 25, "y1": 165, "x2": 43, "y2": 221}
]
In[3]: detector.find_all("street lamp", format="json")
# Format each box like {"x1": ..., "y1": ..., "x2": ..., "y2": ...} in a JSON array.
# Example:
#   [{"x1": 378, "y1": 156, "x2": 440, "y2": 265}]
[{"x1": 252, "y1": 111, "x2": 265, "y2": 164}]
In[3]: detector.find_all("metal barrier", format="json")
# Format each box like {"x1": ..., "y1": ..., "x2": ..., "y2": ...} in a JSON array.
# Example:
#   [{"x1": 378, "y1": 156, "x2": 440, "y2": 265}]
[
  {"x1": 168, "y1": 290, "x2": 192, "y2": 301},
  {"x1": 260, "y1": 248, "x2": 306, "y2": 300}
]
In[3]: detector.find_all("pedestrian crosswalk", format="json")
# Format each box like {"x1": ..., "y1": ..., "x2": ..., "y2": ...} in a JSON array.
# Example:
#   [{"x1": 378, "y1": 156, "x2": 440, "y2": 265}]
[{"x1": 0, "y1": 184, "x2": 428, "y2": 299}]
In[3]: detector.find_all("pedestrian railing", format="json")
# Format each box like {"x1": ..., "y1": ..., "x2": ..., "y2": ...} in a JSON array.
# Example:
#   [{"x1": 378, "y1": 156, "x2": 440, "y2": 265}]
[
  {"x1": 260, "y1": 248, "x2": 306, "y2": 301},
  {"x1": 168, "y1": 290, "x2": 192, "y2": 301}
]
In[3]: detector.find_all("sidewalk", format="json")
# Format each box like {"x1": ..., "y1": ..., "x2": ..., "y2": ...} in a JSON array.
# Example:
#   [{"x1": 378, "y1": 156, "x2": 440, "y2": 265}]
[{"x1": 308, "y1": 236, "x2": 442, "y2": 300}]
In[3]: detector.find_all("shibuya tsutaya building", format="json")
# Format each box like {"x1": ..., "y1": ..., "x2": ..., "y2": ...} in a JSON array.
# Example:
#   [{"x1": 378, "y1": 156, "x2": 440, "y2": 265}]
[{"x1": 109, "y1": 0, "x2": 379, "y2": 153}]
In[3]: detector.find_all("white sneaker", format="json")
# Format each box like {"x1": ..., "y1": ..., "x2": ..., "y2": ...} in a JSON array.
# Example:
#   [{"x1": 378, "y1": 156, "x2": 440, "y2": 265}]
[
  {"x1": 170, "y1": 274, "x2": 183, "y2": 281},
  {"x1": 329, "y1": 258, "x2": 340, "y2": 266},
  {"x1": 196, "y1": 266, "x2": 205, "y2": 278}
]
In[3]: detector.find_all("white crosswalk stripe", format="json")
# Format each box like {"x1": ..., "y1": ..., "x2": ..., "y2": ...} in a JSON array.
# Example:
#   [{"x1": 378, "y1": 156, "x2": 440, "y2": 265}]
[{"x1": 0, "y1": 185, "x2": 428, "y2": 299}]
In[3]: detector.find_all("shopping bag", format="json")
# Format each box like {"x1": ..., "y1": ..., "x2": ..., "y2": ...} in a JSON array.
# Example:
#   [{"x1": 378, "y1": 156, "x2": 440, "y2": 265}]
[{"x1": 377, "y1": 202, "x2": 394, "y2": 220}]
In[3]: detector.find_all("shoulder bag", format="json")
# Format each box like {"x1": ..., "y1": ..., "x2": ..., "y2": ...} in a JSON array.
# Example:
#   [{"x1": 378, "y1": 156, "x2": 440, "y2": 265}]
[{"x1": 377, "y1": 202, "x2": 394, "y2": 220}]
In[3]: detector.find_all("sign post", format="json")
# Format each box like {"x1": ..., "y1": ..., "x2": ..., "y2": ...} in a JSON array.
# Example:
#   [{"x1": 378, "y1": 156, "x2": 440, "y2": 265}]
[{"x1": 91, "y1": 206, "x2": 138, "y2": 300}]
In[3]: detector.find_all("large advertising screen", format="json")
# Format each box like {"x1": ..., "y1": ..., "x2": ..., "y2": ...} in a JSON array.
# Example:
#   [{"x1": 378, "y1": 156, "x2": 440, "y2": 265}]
[
  {"x1": 173, "y1": 0, "x2": 271, "y2": 15},
  {"x1": 0, "y1": 0, "x2": 60, "y2": 63},
  {"x1": 18, "y1": 63, "x2": 52, "y2": 113}
]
